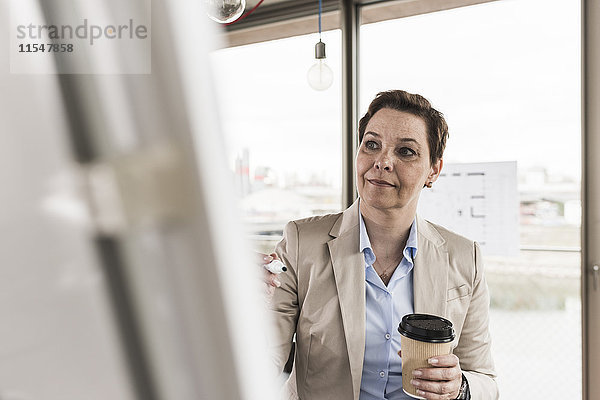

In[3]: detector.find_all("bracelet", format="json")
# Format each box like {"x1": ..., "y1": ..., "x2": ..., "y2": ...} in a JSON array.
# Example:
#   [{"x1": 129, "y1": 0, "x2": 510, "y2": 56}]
[{"x1": 455, "y1": 374, "x2": 470, "y2": 400}]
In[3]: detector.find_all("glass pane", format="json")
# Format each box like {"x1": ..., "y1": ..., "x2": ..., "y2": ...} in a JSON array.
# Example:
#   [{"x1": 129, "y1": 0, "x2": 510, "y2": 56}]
[
  {"x1": 211, "y1": 30, "x2": 343, "y2": 253},
  {"x1": 361, "y1": 0, "x2": 581, "y2": 398}
]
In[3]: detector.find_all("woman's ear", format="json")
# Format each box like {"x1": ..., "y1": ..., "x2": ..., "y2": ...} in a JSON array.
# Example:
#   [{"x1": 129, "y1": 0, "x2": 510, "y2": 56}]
[{"x1": 428, "y1": 158, "x2": 443, "y2": 184}]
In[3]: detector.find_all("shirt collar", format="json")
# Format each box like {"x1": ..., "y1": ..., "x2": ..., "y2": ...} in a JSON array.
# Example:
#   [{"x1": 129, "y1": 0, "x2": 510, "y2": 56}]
[{"x1": 358, "y1": 202, "x2": 418, "y2": 268}]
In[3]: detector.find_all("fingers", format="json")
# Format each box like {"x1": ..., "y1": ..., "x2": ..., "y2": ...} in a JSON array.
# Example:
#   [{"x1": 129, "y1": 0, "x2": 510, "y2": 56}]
[
  {"x1": 256, "y1": 252, "x2": 282, "y2": 288},
  {"x1": 263, "y1": 268, "x2": 281, "y2": 288},
  {"x1": 265, "y1": 283, "x2": 275, "y2": 296},
  {"x1": 412, "y1": 363, "x2": 461, "y2": 382},
  {"x1": 257, "y1": 252, "x2": 281, "y2": 263},
  {"x1": 257, "y1": 253, "x2": 273, "y2": 264},
  {"x1": 410, "y1": 354, "x2": 461, "y2": 399},
  {"x1": 410, "y1": 380, "x2": 460, "y2": 400},
  {"x1": 426, "y1": 354, "x2": 459, "y2": 368}
]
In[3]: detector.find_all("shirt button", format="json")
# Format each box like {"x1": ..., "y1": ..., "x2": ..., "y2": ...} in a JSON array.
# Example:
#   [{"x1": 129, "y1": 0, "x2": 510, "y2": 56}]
[
  {"x1": 379, "y1": 371, "x2": 385, "y2": 378},
  {"x1": 385, "y1": 333, "x2": 391, "y2": 340}
]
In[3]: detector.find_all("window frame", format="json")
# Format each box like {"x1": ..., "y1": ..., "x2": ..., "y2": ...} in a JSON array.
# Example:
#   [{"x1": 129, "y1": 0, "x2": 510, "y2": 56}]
[{"x1": 220, "y1": 1, "x2": 592, "y2": 398}]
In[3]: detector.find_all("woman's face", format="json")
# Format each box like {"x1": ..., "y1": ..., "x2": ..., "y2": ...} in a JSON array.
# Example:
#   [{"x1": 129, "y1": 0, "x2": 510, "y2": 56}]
[{"x1": 356, "y1": 108, "x2": 442, "y2": 213}]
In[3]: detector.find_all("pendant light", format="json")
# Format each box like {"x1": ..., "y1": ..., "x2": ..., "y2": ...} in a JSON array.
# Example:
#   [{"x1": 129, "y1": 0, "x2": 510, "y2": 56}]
[
  {"x1": 307, "y1": 0, "x2": 333, "y2": 91},
  {"x1": 205, "y1": 0, "x2": 246, "y2": 24},
  {"x1": 205, "y1": 0, "x2": 265, "y2": 25}
]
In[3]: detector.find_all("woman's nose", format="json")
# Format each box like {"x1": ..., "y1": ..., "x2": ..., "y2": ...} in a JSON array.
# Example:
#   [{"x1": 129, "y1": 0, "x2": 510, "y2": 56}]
[{"x1": 375, "y1": 157, "x2": 393, "y2": 171}]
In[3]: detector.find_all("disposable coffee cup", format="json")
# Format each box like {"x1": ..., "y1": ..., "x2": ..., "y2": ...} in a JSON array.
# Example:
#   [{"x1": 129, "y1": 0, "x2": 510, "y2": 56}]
[{"x1": 398, "y1": 314, "x2": 456, "y2": 399}]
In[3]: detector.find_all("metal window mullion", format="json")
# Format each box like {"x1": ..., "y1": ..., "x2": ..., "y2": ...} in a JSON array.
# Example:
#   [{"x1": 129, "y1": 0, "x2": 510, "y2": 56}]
[
  {"x1": 342, "y1": 0, "x2": 360, "y2": 208},
  {"x1": 583, "y1": 0, "x2": 600, "y2": 399}
]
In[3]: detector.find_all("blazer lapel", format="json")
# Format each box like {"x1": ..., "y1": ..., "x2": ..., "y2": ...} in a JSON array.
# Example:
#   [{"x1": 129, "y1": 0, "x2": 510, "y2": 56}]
[
  {"x1": 327, "y1": 200, "x2": 365, "y2": 400},
  {"x1": 413, "y1": 216, "x2": 449, "y2": 318}
]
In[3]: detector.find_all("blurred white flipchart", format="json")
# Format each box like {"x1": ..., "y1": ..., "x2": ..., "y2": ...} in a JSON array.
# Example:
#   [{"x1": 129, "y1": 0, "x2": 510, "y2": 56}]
[{"x1": 0, "y1": 0, "x2": 277, "y2": 399}]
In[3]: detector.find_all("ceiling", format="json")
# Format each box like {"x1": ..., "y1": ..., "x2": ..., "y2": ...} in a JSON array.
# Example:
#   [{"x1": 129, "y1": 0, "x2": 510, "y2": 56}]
[
  {"x1": 221, "y1": 0, "x2": 498, "y2": 47},
  {"x1": 225, "y1": 0, "x2": 339, "y2": 31},
  {"x1": 220, "y1": 0, "x2": 339, "y2": 47}
]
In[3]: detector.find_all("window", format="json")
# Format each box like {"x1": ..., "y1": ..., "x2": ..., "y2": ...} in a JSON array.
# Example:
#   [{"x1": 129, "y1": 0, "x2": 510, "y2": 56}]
[
  {"x1": 361, "y1": 0, "x2": 582, "y2": 398},
  {"x1": 211, "y1": 30, "x2": 343, "y2": 253}
]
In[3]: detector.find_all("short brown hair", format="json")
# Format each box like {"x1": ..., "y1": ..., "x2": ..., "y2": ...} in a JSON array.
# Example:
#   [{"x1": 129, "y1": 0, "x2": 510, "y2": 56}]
[{"x1": 358, "y1": 90, "x2": 449, "y2": 166}]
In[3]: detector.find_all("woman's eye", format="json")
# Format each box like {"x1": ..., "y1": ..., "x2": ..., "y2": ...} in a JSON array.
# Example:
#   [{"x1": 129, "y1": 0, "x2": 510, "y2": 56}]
[
  {"x1": 399, "y1": 147, "x2": 416, "y2": 156},
  {"x1": 365, "y1": 140, "x2": 379, "y2": 150}
]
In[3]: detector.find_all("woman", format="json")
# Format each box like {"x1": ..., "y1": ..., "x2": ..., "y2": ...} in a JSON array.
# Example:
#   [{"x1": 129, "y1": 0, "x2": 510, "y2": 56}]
[{"x1": 264, "y1": 90, "x2": 498, "y2": 400}]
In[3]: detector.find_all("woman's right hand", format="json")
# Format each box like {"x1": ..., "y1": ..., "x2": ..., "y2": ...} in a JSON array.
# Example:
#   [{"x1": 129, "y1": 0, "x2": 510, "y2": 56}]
[{"x1": 258, "y1": 253, "x2": 282, "y2": 301}]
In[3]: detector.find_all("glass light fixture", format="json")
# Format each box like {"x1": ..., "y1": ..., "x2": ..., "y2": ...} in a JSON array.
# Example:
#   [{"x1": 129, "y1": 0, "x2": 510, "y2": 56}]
[
  {"x1": 307, "y1": 40, "x2": 333, "y2": 91},
  {"x1": 205, "y1": 0, "x2": 246, "y2": 24},
  {"x1": 307, "y1": 0, "x2": 333, "y2": 91}
]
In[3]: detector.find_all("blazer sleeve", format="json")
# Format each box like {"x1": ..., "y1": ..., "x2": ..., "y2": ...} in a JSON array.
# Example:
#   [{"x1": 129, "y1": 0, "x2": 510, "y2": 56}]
[
  {"x1": 271, "y1": 221, "x2": 301, "y2": 373},
  {"x1": 455, "y1": 241, "x2": 499, "y2": 399}
]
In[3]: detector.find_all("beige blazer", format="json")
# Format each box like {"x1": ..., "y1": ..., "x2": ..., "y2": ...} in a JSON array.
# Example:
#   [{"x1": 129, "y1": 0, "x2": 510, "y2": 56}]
[{"x1": 272, "y1": 200, "x2": 498, "y2": 400}]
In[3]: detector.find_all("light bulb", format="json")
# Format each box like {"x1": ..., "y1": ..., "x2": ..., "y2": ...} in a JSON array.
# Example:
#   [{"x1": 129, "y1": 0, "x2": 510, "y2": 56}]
[
  {"x1": 307, "y1": 59, "x2": 333, "y2": 91},
  {"x1": 205, "y1": 0, "x2": 246, "y2": 24}
]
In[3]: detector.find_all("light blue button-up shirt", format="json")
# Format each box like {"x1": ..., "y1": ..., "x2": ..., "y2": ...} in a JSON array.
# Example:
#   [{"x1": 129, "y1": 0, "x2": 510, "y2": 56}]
[{"x1": 359, "y1": 210, "x2": 417, "y2": 400}]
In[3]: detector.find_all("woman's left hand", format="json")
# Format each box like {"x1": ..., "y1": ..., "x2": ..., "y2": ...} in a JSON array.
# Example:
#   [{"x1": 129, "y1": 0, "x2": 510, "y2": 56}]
[{"x1": 410, "y1": 354, "x2": 462, "y2": 399}]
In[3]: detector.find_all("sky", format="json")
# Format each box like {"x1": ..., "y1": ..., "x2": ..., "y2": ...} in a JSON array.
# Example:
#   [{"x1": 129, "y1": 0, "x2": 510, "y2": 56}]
[{"x1": 211, "y1": 0, "x2": 581, "y2": 184}]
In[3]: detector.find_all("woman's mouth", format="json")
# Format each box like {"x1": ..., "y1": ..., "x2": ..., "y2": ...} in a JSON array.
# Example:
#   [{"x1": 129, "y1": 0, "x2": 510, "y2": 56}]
[{"x1": 367, "y1": 179, "x2": 395, "y2": 187}]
